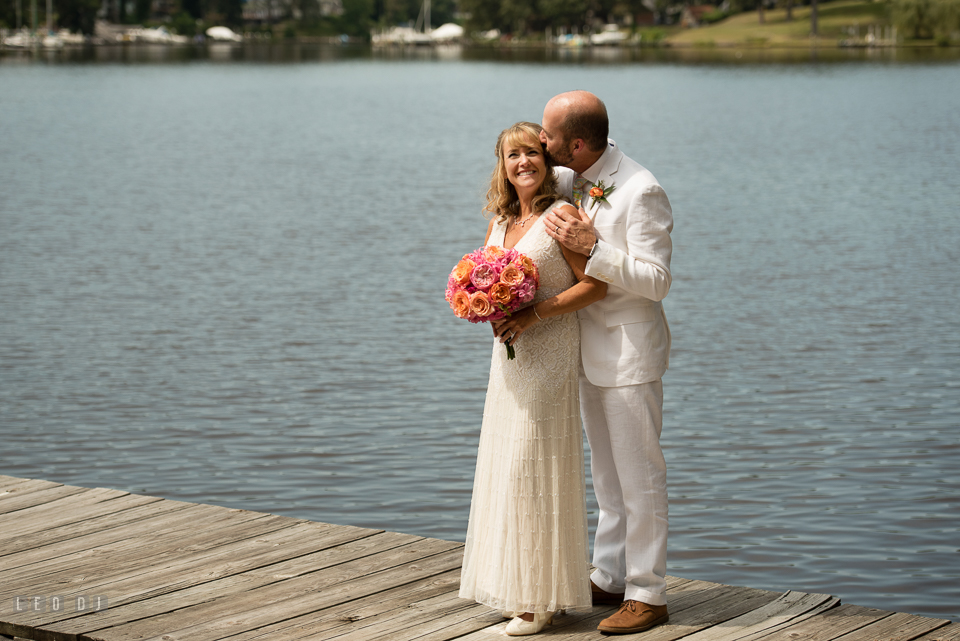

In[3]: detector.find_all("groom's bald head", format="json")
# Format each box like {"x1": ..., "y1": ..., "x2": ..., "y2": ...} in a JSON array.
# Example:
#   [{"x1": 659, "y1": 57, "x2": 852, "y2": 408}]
[{"x1": 546, "y1": 91, "x2": 609, "y2": 153}]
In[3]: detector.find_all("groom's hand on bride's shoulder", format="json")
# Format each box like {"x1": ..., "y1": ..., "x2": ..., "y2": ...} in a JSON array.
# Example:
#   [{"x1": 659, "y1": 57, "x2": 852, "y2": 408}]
[{"x1": 546, "y1": 205, "x2": 596, "y2": 256}]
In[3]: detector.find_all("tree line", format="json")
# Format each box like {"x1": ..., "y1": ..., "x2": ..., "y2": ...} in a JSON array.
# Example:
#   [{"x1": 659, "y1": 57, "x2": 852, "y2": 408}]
[
  {"x1": 0, "y1": 0, "x2": 243, "y2": 34},
  {"x1": 2, "y1": 0, "x2": 958, "y2": 42},
  {"x1": 890, "y1": 0, "x2": 960, "y2": 40}
]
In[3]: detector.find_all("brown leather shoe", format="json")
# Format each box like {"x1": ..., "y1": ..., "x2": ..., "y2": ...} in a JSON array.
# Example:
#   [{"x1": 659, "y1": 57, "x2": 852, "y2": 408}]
[
  {"x1": 591, "y1": 580, "x2": 625, "y2": 606},
  {"x1": 597, "y1": 600, "x2": 669, "y2": 634}
]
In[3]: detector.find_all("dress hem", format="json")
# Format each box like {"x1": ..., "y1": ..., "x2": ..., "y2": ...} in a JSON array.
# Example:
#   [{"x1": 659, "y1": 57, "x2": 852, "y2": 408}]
[{"x1": 458, "y1": 587, "x2": 593, "y2": 614}]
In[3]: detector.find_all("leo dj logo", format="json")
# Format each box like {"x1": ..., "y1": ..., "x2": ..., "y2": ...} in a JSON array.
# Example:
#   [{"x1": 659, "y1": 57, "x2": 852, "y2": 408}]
[{"x1": 13, "y1": 595, "x2": 109, "y2": 613}]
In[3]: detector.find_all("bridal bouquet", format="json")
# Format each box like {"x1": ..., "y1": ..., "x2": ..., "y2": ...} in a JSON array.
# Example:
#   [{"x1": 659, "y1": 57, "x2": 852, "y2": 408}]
[{"x1": 445, "y1": 246, "x2": 539, "y2": 360}]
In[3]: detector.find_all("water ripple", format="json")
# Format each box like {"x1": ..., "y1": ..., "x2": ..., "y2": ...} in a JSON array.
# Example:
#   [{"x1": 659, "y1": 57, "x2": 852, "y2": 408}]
[{"x1": 1, "y1": 59, "x2": 958, "y2": 621}]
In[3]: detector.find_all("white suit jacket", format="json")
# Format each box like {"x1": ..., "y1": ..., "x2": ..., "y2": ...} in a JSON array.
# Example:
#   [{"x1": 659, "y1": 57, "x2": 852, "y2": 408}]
[{"x1": 557, "y1": 140, "x2": 673, "y2": 388}]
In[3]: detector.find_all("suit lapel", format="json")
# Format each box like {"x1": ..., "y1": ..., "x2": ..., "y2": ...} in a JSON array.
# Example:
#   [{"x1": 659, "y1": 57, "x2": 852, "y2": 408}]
[{"x1": 586, "y1": 145, "x2": 624, "y2": 221}]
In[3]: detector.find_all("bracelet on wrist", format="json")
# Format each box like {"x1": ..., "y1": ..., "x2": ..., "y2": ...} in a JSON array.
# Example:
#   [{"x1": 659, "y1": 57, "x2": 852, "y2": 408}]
[{"x1": 533, "y1": 305, "x2": 544, "y2": 322}]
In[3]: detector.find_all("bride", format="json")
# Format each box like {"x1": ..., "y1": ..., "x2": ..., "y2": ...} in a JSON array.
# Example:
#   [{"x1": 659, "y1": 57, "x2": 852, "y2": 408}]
[{"x1": 458, "y1": 122, "x2": 607, "y2": 636}]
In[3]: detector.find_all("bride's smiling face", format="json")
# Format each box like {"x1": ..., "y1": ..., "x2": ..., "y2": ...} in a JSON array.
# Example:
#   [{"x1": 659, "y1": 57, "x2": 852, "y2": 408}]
[{"x1": 502, "y1": 137, "x2": 547, "y2": 193}]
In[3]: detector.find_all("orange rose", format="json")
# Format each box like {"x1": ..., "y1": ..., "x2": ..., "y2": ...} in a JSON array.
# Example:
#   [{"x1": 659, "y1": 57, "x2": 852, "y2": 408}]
[
  {"x1": 499, "y1": 265, "x2": 524, "y2": 287},
  {"x1": 489, "y1": 282, "x2": 513, "y2": 306},
  {"x1": 589, "y1": 186, "x2": 604, "y2": 198},
  {"x1": 483, "y1": 245, "x2": 505, "y2": 262},
  {"x1": 515, "y1": 256, "x2": 536, "y2": 277},
  {"x1": 452, "y1": 290, "x2": 471, "y2": 318},
  {"x1": 453, "y1": 258, "x2": 476, "y2": 286},
  {"x1": 470, "y1": 291, "x2": 493, "y2": 317}
]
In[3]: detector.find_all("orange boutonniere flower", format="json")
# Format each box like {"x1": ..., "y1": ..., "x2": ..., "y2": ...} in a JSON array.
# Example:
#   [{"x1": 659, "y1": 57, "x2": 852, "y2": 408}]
[{"x1": 589, "y1": 180, "x2": 616, "y2": 208}]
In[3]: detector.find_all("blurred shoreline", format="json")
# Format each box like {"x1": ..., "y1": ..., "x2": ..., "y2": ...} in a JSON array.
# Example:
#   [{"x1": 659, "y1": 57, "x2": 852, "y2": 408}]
[{"x1": 3, "y1": 38, "x2": 960, "y2": 64}]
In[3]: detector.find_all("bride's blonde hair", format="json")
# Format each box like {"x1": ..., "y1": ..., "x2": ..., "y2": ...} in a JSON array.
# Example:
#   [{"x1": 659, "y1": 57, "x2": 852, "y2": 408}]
[{"x1": 484, "y1": 122, "x2": 562, "y2": 223}]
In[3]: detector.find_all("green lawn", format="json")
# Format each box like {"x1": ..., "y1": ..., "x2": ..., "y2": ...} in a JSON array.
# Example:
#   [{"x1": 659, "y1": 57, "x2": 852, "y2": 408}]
[{"x1": 665, "y1": 0, "x2": 890, "y2": 46}]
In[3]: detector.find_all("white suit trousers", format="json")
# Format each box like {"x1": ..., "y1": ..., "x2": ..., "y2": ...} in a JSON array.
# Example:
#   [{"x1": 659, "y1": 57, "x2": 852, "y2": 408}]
[{"x1": 580, "y1": 375, "x2": 668, "y2": 606}]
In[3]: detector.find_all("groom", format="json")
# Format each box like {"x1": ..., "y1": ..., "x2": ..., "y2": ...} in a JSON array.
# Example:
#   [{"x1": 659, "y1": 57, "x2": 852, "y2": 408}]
[{"x1": 541, "y1": 91, "x2": 673, "y2": 635}]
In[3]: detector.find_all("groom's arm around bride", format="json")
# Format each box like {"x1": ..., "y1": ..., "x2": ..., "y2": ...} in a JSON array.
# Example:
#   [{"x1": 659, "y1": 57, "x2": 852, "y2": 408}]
[{"x1": 543, "y1": 100, "x2": 672, "y2": 388}]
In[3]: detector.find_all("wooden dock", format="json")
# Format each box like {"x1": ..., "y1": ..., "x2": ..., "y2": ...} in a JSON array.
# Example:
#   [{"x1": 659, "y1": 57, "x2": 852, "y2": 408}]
[{"x1": 0, "y1": 475, "x2": 955, "y2": 641}]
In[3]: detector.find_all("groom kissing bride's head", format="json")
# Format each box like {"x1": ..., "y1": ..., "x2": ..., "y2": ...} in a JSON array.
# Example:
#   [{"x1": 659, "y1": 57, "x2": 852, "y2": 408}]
[{"x1": 539, "y1": 91, "x2": 609, "y2": 173}]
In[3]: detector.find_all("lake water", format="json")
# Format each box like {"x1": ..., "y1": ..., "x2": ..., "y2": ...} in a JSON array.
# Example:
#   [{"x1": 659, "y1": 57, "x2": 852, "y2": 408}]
[{"x1": 1, "y1": 46, "x2": 958, "y2": 621}]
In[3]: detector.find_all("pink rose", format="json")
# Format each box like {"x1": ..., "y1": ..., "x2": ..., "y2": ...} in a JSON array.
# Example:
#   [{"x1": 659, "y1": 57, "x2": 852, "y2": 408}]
[{"x1": 470, "y1": 263, "x2": 498, "y2": 289}]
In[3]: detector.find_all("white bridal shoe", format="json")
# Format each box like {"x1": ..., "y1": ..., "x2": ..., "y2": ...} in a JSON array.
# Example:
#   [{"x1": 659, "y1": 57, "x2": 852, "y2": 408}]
[{"x1": 505, "y1": 611, "x2": 554, "y2": 636}]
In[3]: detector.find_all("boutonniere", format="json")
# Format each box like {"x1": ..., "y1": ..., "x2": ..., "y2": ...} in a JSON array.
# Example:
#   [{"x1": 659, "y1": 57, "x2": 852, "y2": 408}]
[{"x1": 589, "y1": 180, "x2": 616, "y2": 208}]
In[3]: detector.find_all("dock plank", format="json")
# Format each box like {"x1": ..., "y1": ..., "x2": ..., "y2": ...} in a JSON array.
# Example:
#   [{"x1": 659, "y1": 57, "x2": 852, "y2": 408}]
[
  {"x1": 0, "y1": 493, "x2": 166, "y2": 557},
  {"x1": 914, "y1": 623, "x2": 960, "y2": 640},
  {"x1": 0, "y1": 506, "x2": 291, "y2": 576},
  {"x1": 0, "y1": 477, "x2": 66, "y2": 497},
  {"x1": 0, "y1": 484, "x2": 92, "y2": 516},
  {"x1": 831, "y1": 611, "x2": 951, "y2": 641},
  {"x1": 525, "y1": 576, "x2": 709, "y2": 641},
  {"x1": 224, "y1": 568, "x2": 469, "y2": 641},
  {"x1": 396, "y1": 605, "x2": 508, "y2": 641},
  {"x1": 677, "y1": 591, "x2": 837, "y2": 641},
  {"x1": 739, "y1": 596, "x2": 842, "y2": 639},
  {"x1": 95, "y1": 540, "x2": 464, "y2": 641},
  {"x1": 4, "y1": 520, "x2": 373, "y2": 622},
  {"x1": 737, "y1": 603, "x2": 894, "y2": 641},
  {"x1": 2, "y1": 476, "x2": 951, "y2": 641},
  {"x1": 0, "y1": 496, "x2": 186, "y2": 557},
  {"x1": 447, "y1": 577, "x2": 772, "y2": 641},
  {"x1": 309, "y1": 589, "x2": 485, "y2": 641},
  {"x1": 542, "y1": 581, "x2": 783, "y2": 641},
  {"x1": 0, "y1": 508, "x2": 293, "y2": 596},
  {"x1": 42, "y1": 530, "x2": 417, "y2": 639},
  {"x1": 0, "y1": 487, "x2": 131, "y2": 529}
]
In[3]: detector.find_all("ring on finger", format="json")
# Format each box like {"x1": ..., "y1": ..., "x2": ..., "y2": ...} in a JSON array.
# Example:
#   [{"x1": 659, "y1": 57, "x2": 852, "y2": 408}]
[{"x1": 555, "y1": 225, "x2": 560, "y2": 233}]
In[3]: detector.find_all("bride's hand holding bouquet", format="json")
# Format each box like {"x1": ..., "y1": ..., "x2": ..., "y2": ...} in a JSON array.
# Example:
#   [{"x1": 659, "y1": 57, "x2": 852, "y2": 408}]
[{"x1": 489, "y1": 295, "x2": 541, "y2": 349}]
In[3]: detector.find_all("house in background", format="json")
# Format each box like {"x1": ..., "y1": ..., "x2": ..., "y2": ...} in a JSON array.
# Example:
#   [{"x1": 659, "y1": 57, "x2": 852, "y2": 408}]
[{"x1": 681, "y1": 5, "x2": 716, "y2": 27}]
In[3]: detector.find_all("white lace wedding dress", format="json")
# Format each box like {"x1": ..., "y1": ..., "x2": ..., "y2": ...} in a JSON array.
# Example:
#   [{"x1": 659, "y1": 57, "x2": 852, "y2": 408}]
[{"x1": 459, "y1": 205, "x2": 592, "y2": 614}]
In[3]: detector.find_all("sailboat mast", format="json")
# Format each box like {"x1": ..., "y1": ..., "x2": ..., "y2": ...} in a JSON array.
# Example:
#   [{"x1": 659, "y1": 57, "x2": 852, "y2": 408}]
[{"x1": 414, "y1": 0, "x2": 431, "y2": 35}]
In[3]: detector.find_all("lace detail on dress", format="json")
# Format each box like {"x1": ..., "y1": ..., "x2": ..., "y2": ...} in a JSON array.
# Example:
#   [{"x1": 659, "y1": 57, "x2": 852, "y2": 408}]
[{"x1": 486, "y1": 205, "x2": 580, "y2": 405}]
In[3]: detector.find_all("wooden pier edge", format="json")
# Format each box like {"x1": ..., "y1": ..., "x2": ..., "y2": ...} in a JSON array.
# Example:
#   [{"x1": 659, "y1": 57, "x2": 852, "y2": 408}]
[{"x1": 0, "y1": 475, "x2": 954, "y2": 641}]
